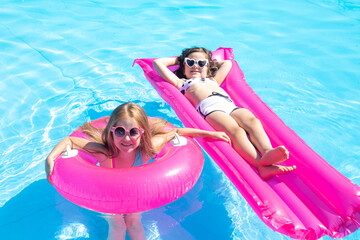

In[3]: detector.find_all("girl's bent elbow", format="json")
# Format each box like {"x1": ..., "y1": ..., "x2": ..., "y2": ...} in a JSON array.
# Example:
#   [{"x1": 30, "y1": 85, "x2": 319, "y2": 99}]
[
  {"x1": 224, "y1": 60, "x2": 232, "y2": 67},
  {"x1": 153, "y1": 59, "x2": 162, "y2": 68}
]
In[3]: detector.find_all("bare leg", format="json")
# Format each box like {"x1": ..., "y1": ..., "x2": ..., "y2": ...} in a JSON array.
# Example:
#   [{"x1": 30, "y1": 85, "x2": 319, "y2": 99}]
[
  {"x1": 105, "y1": 214, "x2": 126, "y2": 240},
  {"x1": 230, "y1": 108, "x2": 273, "y2": 154},
  {"x1": 230, "y1": 109, "x2": 290, "y2": 165},
  {"x1": 206, "y1": 111, "x2": 262, "y2": 169},
  {"x1": 206, "y1": 111, "x2": 295, "y2": 180},
  {"x1": 125, "y1": 213, "x2": 146, "y2": 240}
]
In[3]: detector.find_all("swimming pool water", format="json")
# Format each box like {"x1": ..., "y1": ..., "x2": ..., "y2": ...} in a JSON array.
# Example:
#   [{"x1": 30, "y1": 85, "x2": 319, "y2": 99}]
[{"x1": 0, "y1": 0, "x2": 359, "y2": 239}]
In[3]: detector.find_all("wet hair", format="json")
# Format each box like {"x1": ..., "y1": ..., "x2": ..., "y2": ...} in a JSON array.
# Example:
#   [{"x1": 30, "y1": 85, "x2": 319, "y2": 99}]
[
  {"x1": 81, "y1": 102, "x2": 168, "y2": 158},
  {"x1": 174, "y1": 47, "x2": 218, "y2": 79}
]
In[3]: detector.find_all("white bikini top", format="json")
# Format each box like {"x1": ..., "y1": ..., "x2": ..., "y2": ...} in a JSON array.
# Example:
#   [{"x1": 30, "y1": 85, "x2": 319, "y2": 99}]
[{"x1": 179, "y1": 78, "x2": 218, "y2": 95}]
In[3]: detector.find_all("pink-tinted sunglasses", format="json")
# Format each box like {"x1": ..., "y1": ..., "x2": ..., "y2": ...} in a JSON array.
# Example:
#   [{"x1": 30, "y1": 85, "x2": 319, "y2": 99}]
[{"x1": 111, "y1": 126, "x2": 144, "y2": 140}]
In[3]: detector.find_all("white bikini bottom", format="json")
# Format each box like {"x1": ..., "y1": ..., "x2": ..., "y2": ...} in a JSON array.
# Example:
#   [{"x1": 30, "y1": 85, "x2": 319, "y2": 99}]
[{"x1": 196, "y1": 92, "x2": 240, "y2": 119}]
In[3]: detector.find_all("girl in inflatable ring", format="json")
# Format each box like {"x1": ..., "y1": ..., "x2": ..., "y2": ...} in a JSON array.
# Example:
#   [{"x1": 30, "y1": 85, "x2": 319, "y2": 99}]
[
  {"x1": 153, "y1": 47, "x2": 296, "y2": 180},
  {"x1": 45, "y1": 102, "x2": 229, "y2": 240}
]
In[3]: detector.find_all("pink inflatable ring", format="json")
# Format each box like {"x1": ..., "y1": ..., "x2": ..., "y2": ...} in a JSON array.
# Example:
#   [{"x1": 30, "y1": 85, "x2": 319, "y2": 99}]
[{"x1": 50, "y1": 117, "x2": 205, "y2": 214}]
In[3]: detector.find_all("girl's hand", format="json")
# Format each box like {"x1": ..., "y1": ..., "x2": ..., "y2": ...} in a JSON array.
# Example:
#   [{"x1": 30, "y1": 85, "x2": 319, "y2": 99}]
[{"x1": 210, "y1": 131, "x2": 231, "y2": 145}]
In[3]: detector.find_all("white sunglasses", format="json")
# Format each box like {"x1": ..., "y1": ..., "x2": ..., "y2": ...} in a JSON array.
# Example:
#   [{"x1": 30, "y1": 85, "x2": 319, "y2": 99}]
[{"x1": 184, "y1": 58, "x2": 209, "y2": 68}]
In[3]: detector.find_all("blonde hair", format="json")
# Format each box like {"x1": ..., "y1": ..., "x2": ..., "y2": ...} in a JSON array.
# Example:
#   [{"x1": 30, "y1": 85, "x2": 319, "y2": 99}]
[{"x1": 81, "y1": 102, "x2": 168, "y2": 158}]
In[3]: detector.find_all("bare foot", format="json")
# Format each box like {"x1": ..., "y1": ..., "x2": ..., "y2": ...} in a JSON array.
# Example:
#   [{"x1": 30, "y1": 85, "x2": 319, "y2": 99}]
[
  {"x1": 260, "y1": 146, "x2": 289, "y2": 166},
  {"x1": 258, "y1": 164, "x2": 296, "y2": 181}
]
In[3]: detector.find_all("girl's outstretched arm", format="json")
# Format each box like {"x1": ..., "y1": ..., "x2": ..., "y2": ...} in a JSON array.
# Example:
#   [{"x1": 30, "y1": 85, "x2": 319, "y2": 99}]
[
  {"x1": 151, "y1": 127, "x2": 231, "y2": 155},
  {"x1": 153, "y1": 57, "x2": 184, "y2": 89},
  {"x1": 177, "y1": 128, "x2": 231, "y2": 144},
  {"x1": 45, "y1": 137, "x2": 106, "y2": 183}
]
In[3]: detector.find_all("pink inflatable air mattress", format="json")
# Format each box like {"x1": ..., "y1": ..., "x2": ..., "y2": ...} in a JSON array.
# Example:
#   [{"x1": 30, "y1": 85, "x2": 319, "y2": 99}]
[{"x1": 134, "y1": 47, "x2": 360, "y2": 239}]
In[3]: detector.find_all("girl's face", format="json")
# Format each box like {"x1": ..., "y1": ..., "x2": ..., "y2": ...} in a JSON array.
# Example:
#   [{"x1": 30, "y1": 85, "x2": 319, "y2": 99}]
[
  {"x1": 183, "y1": 52, "x2": 209, "y2": 79},
  {"x1": 112, "y1": 118, "x2": 142, "y2": 153}
]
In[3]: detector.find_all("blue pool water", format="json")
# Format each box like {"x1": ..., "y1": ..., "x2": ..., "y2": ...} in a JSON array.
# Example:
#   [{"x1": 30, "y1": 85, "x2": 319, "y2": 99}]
[{"x1": 1, "y1": 0, "x2": 359, "y2": 239}]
